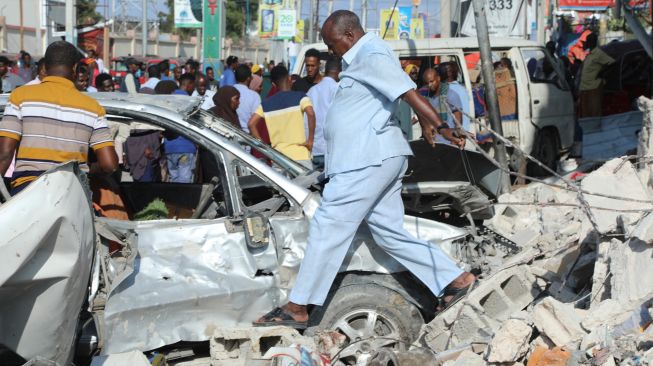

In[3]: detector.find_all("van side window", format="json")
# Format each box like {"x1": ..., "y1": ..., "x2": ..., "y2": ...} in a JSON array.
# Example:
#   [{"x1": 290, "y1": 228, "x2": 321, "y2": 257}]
[{"x1": 522, "y1": 49, "x2": 563, "y2": 87}]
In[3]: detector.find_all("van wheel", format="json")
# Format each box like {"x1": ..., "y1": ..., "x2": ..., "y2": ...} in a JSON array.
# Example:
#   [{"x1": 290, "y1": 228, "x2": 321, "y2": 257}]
[
  {"x1": 306, "y1": 278, "x2": 424, "y2": 365},
  {"x1": 528, "y1": 129, "x2": 558, "y2": 177}
]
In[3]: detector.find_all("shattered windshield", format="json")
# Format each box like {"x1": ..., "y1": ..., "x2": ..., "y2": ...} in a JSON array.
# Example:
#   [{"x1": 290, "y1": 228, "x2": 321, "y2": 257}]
[{"x1": 188, "y1": 109, "x2": 310, "y2": 179}]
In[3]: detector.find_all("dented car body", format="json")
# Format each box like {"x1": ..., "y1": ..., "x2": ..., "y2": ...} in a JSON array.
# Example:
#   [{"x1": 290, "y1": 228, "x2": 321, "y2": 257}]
[{"x1": 0, "y1": 94, "x2": 505, "y2": 364}]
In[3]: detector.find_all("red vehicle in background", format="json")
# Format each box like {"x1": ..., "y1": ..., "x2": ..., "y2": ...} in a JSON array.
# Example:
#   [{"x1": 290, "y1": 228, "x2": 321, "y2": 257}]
[
  {"x1": 110, "y1": 57, "x2": 185, "y2": 89},
  {"x1": 109, "y1": 57, "x2": 128, "y2": 88},
  {"x1": 110, "y1": 56, "x2": 150, "y2": 89},
  {"x1": 139, "y1": 58, "x2": 184, "y2": 84}
]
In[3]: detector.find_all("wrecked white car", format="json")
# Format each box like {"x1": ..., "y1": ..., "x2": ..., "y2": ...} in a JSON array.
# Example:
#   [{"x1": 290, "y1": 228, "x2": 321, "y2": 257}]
[{"x1": 0, "y1": 94, "x2": 511, "y2": 365}]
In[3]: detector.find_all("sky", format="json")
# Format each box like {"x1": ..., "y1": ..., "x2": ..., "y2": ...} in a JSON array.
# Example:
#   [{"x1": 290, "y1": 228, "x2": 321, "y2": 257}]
[{"x1": 96, "y1": 0, "x2": 443, "y2": 37}]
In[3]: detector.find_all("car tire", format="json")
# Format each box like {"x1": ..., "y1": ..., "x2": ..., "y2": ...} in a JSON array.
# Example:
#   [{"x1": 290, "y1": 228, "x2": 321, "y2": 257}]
[
  {"x1": 528, "y1": 129, "x2": 559, "y2": 177},
  {"x1": 306, "y1": 274, "x2": 425, "y2": 365}
]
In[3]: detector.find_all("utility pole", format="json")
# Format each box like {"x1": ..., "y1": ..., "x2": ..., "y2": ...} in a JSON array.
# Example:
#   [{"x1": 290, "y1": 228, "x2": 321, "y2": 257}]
[
  {"x1": 19, "y1": 0, "x2": 24, "y2": 51},
  {"x1": 35, "y1": 0, "x2": 42, "y2": 56},
  {"x1": 103, "y1": 24, "x2": 110, "y2": 67},
  {"x1": 361, "y1": 0, "x2": 368, "y2": 29},
  {"x1": 472, "y1": 0, "x2": 511, "y2": 193},
  {"x1": 441, "y1": 0, "x2": 451, "y2": 37},
  {"x1": 537, "y1": 0, "x2": 545, "y2": 43},
  {"x1": 312, "y1": 0, "x2": 320, "y2": 42},
  {"x1": 112, "y1": 0, "x2": 116, "y2": 32},
  {"x1": 349, "y1": 0, "x2": 354, "y2": 11},
  {"x1": 65, "y1": 0, "x2": 75, "y2": 45},
  {"x1": 141, "y1": 0, "x2": 147, "y2": 56},
  {"x1": 328, "y1": 0, "x2": 334, "y2": 15}
]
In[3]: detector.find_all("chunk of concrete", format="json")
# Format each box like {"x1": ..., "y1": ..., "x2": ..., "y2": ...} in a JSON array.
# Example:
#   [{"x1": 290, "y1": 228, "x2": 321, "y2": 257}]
[
  {"x1": 487, "y1": 183, "x2": 581, "y2": 245},
  {"x1": 580, "y1": 159, "x2": 653, "y2": 236},
  {"x1": 210, "y1": 326, "x2": 315, "y2": 365},
  {"x1": 581, "y1": 299, "x2": 630, "y2": 332},
  {"x1": 485, "y1": 318, "x2": 533, "y2": 363},
  {"x1": 90, "y1": 350, "x2": 150, "y2": 366},
  {"x1": 417, "y1": 265, "x2": 543, "y2": 352},
  {"x1": 452, "y1": 350, "x2": 485, "y2": 366},
  {"x1": 533, "y1": 297, "x2": 586, "y2": 346},
  {"x1": 593, "y1": 223, "x2": 653, "y2": 306}
]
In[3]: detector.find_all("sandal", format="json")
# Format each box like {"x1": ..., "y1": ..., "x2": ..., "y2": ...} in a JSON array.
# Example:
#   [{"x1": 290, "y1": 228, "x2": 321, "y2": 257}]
[
  {"x1": 439, "y1": 279, "x2": 476, "y2": 311},
  {"x1": 253, "y1": 307, "x2": 308, "y2": 330}
]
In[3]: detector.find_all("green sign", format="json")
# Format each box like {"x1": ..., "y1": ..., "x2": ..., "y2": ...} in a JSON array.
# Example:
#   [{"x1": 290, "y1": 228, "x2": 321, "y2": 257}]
[{"x1": 203, "y1": 0, "x2": 221, "y2": 60}]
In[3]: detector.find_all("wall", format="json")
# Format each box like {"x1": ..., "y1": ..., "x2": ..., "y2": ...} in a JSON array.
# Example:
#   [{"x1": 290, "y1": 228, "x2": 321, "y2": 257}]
[
  {"x1": 0, "y1": 0, "x2": 41, "y2": 30},
  {"x1": 110, "y1": 33, "x2": 270, "y2": 64}
]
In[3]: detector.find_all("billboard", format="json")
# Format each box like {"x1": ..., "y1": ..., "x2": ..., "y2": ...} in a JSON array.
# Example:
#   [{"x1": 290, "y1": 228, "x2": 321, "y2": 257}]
[
  {"x1": 380, "y1": 9, "x2": 399, "y2": 40},
  {"x1": 460, "y1": 0, "x2": 527, "y2": 37},
  {"x1": 277, "y1": 10, "x2": 297, "y2": 38},
  {"x1": 259, "y1": 1, "x2": 280, "y2": 38},
  {"x1": 258, "y1": 0, "x2": 296, "y2": 39},
  {"x1": 398, "y1": 7, "x2": 412, "y2": 39},
  {"x1": 175, "y1": 0, "x2": 203, "y2": 28},
  {"x1": 295, "y1": 19, "x2": 305, "y2": 42},
  {"x1": 410, "y1": 17, "x2": 424, "y2": 39}
]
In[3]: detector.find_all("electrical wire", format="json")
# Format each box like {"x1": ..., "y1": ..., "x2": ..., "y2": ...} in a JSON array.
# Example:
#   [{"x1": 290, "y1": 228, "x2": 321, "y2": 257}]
[
  {"x1": 446, "y1": 103, "x2": 653, "y2": 204},
  {"x1": 381, "y1": 0, "x2": 401, "y2": 40}
]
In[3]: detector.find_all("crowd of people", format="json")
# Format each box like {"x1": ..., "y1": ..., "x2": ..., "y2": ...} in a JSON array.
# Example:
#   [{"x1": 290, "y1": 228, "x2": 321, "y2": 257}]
[
  {"x1": 63, "y1": 49, "x2": 342, "y2": 172},
  {"x1": 0, "y1": 43, "x2": 346, "y2": 189}
]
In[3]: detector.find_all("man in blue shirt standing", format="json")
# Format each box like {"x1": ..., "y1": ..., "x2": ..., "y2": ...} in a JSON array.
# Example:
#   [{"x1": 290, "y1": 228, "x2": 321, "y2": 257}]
[
  {"x1": 220, "y1": 56, "x2": 238, "y2": 87},
  {"x1": 254, "y1": 10, "x2": 476, "y2": 328},
  {"x1": 306, "y1": 56, "x2": 341, "y2": 170}
]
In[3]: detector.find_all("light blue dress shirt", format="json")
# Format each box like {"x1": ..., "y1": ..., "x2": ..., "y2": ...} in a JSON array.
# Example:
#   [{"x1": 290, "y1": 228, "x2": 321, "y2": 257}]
[
  {"x1": 306, "y1": 76, "x2": 338, "y2": 157},
  {"x1": 234, "y1": 84, "x2": 262, "y2": 133},
  {"x1": 324, "y1": 33, "x2": 415, "y2": 176},
  {"x1": 448, "y1": 81, "x2": 471, "y2": 132}
]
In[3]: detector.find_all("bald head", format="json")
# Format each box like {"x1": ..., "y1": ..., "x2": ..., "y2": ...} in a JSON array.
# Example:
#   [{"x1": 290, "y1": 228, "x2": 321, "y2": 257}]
[
  {"x1": 422, "y1": 68, "x2": 437, "y2": 80},
  {"x1": 321, "y1": 10, "x2": 365, "y2": 58},
  {"x1": 422, "y1": 68, "x2": 440, "y2": 94},
  {"x1": 323, "y1": 10, "x2": 364, "y2": 36}
]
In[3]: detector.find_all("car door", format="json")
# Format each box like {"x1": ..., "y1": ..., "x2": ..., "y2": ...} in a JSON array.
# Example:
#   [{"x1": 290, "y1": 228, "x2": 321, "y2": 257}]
[
  {"x1": 98, "y1": 116, "x2": 283, "y2": 355},
  {"x1": 519, "y1": 47, "x2": 576, "y2": 150}
]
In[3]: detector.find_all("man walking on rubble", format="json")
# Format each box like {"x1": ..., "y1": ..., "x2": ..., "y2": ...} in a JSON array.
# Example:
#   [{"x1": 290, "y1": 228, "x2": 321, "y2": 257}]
[
  {"x1": 0, "y1": 41, "x2": 118, "y2": 195},
  {"x1": 254, "y1": 10, "x2": 476, "y2": 329}
]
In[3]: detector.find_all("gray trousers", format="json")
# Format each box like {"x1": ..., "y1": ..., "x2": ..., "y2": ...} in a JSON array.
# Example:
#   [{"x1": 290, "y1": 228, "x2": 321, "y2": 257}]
[{"x1": 289, "y1": 156, "x2": 463, "y2": 306}]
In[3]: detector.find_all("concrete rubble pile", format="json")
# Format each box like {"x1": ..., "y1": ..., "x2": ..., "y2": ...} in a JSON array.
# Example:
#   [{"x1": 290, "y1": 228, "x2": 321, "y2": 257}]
[{"x1": 410, "y1": 157, "x2": 653, "y2": 365}]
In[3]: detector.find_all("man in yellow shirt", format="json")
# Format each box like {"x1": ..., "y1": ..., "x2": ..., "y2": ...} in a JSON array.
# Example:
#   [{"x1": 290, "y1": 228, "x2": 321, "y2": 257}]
[
  {"x1": 579, "y1": 33, "x2": 615, "y2": 117},
  {"x1": 248, "y1": 65, "x2": 316, "y2": 168}
]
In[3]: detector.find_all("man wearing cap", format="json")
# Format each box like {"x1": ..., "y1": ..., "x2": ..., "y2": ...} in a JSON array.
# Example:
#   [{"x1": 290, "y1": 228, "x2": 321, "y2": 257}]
[
  {"x1": 220, "y1": 56, "x2": 238, "y2": 87},
  {"x1": 120, "y1": 58, "x2": 141, "y2": 93}
]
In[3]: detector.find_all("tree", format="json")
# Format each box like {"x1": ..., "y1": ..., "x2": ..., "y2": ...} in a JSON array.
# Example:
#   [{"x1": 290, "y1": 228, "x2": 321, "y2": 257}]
[
  {"x1": 77, "y1": 0, "x2": 103, "y2": 26},
  {"x1": 225, "y1": 0, "x2": 259, "y2": 40},
  {"x1": 225, "y1": 0, "x2": 244, "y2": 39},
  {"x1": 159, "y1": 0, "x2": 197, "y2": 40}
]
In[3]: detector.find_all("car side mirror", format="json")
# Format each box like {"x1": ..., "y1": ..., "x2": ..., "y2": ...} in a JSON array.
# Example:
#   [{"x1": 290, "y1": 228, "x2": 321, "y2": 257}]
[{"x1": 243, "y1": 211, "x2": 270, "y2": 250}]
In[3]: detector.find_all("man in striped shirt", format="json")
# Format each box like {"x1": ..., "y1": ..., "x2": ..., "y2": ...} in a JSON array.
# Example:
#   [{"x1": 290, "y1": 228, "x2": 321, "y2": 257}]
[{"x1": 0, "y1": 41, "x2": 118, "y2": 195}]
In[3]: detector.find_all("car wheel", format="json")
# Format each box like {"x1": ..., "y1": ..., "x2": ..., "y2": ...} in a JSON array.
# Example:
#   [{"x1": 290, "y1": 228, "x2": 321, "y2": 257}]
[
  {"x1": 307, "y1": 279, "x2": 424, "y2": 365},
  {"x1": 528, "y1": 129, "x2": 558, "y2": 177}
]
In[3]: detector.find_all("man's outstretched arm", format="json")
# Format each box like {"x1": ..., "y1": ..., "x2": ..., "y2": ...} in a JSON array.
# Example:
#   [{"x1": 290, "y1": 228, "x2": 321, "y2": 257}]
[{"x1": 401, "y1": 89, "x2": 465, "y2": 148}]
